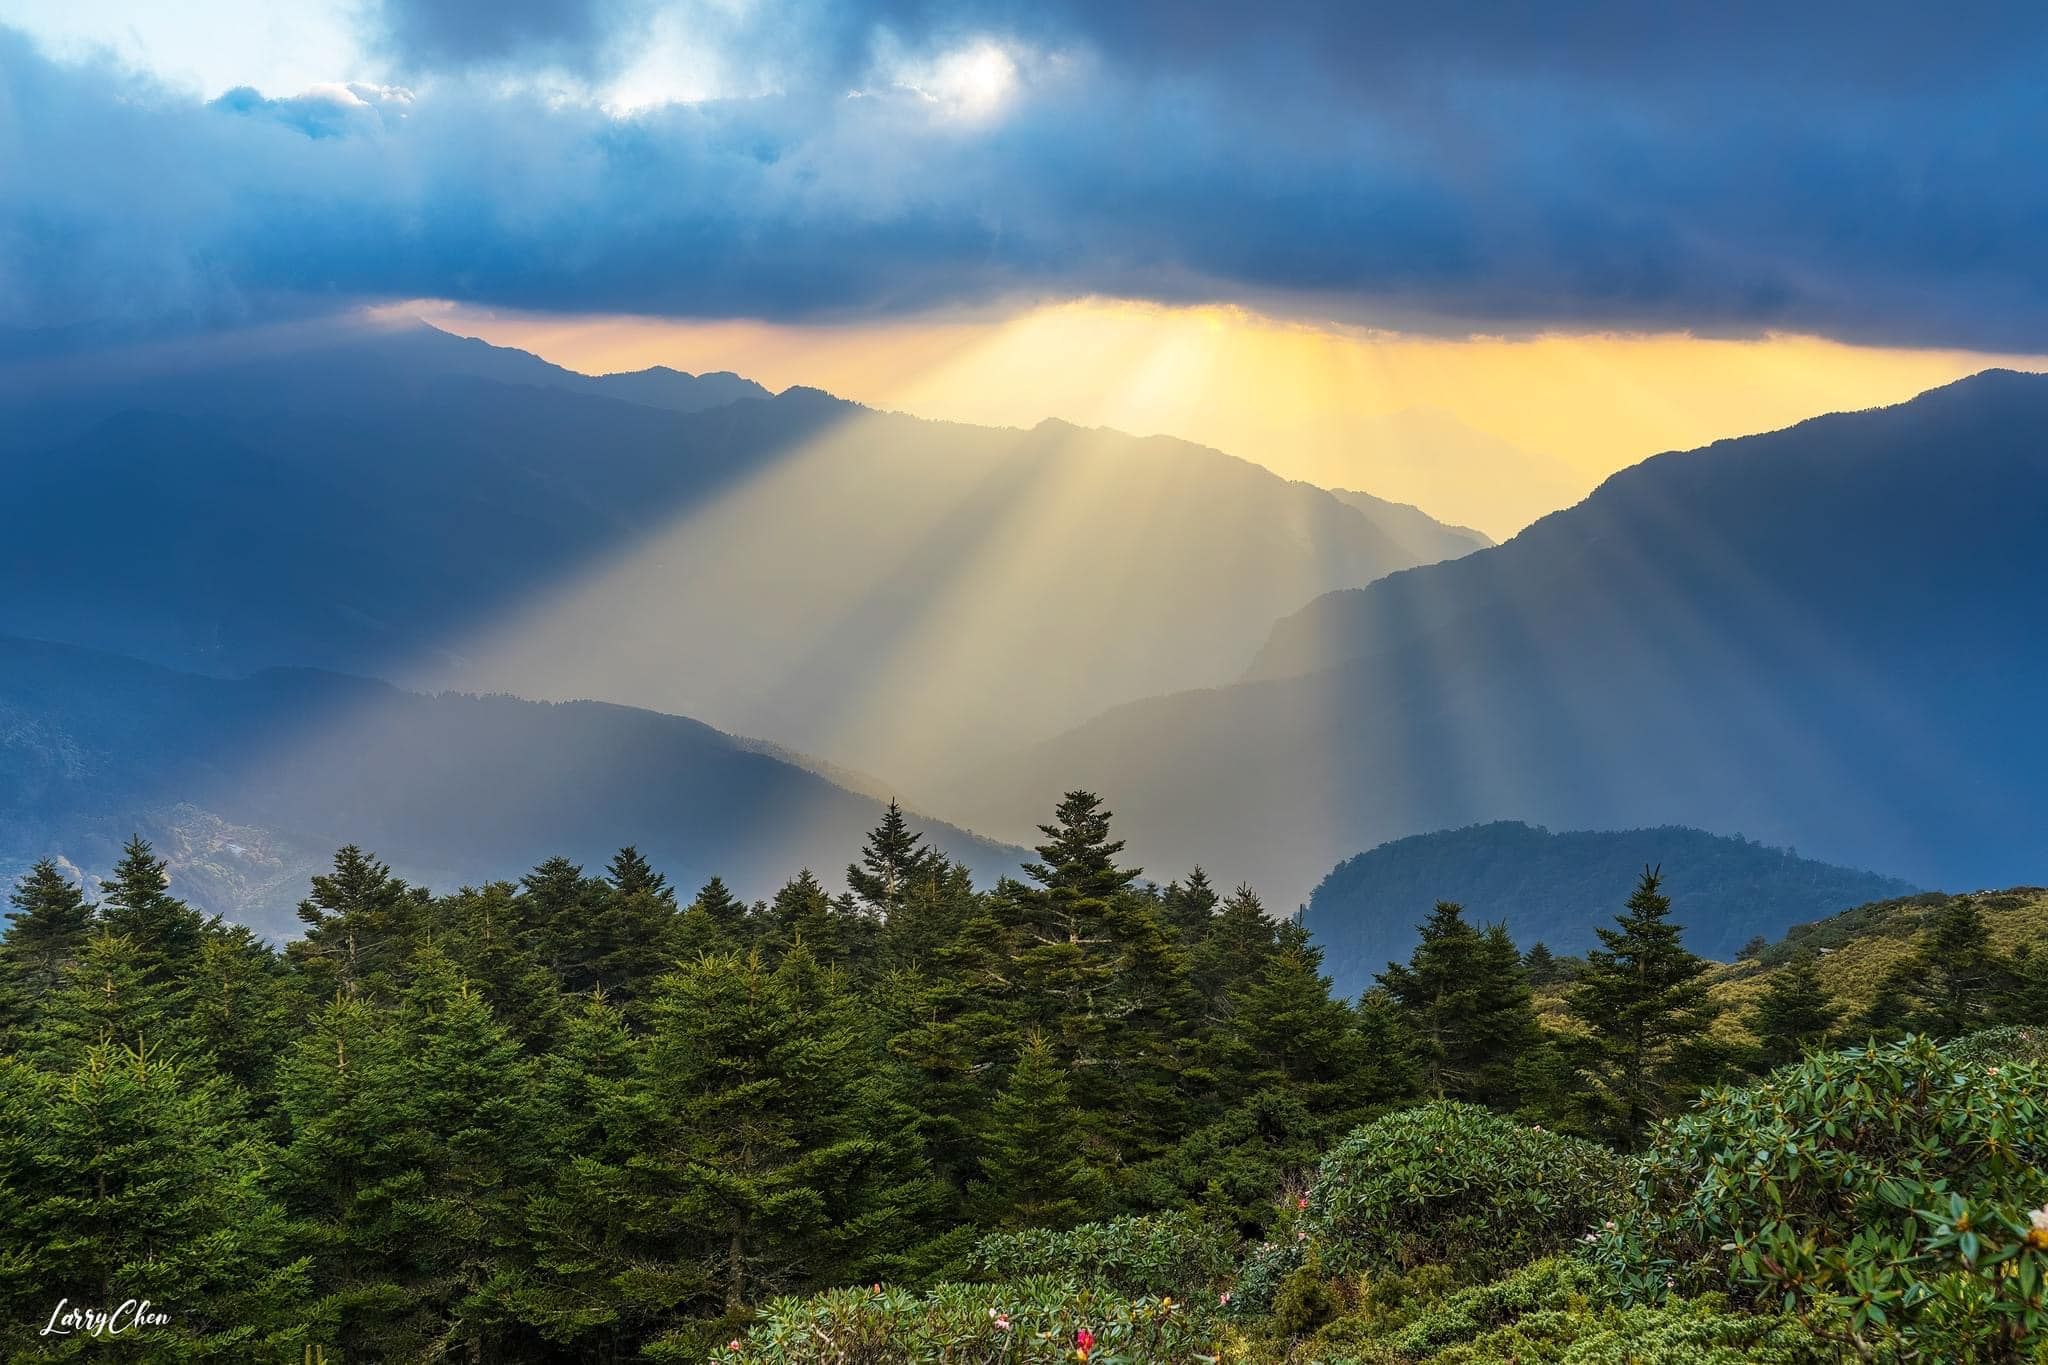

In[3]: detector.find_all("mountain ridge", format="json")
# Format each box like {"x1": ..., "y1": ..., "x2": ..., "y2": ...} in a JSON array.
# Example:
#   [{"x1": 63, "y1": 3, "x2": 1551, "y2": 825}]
[
  {"x1": 1303, "y1": 819, "x2": 1918, "y2": 1001},
  {"x1": 0, "y1": 633, "x2": 1025, "y2": 937},
  {"x1": 958, "y1": 368, "x2": 2048, "y2": 908},
  {"x1": 0, "y1": 318, "x2": 1486, "y2": 787}
]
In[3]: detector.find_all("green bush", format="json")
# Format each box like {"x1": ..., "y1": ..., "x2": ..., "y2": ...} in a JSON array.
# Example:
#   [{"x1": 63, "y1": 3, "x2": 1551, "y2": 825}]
[
  {"x1": 1305, "y1": 1102, "x2": 1627, "y2": 1281},
  {"x1": 1427, "y1": 1292, "x2": 1831, "y2": 1363},
  {"x1": 1387, "y1": 1256, "x2": 1599, "y2": 1355},
  {"x1": 704, "y1": 1278, "x2": 1218, "y2": 1364},
  {"x1": 1225, "y1": 1102, "x2": 1622, "y2": 1320},
  {"x1": 1294, "y1": 1258, "x2": 1829, "y2": 1364},
  {"x1": 972, "y1": 1212, "x2": 1236, "y2": 1299},
  {"x1": 1589, "y1": 1034, "x2": 2048, "y2": 1360},
  {"x1": 1269, "y1": 1258, "x2": 1339, "y2": 1337},
  {"x1": 1943, "y1": 1023, "x2": 2048, "y2": 1066}
]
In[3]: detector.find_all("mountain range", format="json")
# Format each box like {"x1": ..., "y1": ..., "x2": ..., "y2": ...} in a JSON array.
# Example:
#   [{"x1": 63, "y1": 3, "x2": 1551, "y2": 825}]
[
  {"x1": 0, "y1": 634, "x2": 1020, "y2": 936},
  {"x1": 0, "y1": 318, "x2": 1484, "y2": 788},
  {"x1": 958, "y1": 370, "x2": 2048, "y2": 908},
  {"x1": 5, "y1": 327, "x2": 2045, "y2": 942},
  {"x1": 1302, "y1": 821, "x2": 1918, "y2": 1001}
]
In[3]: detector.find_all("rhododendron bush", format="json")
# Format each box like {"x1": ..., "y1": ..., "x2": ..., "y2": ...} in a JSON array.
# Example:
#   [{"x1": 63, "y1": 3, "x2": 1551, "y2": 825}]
[
  {"x1": 1588, "y1": 1034, "x2": 2048, "y2": 1360},
  {"x1": 702, "y1": 1281, "x2": 1216, "y2": 1364}
]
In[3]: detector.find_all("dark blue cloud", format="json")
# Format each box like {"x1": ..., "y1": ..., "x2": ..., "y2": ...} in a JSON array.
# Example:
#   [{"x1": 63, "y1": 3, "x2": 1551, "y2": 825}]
[
  {"x1": 376, "y1": 0, "x2": 614, "y2": 72},
  {"x1": 6, "y1": 5, "x2": 2048, "y2": 349}
]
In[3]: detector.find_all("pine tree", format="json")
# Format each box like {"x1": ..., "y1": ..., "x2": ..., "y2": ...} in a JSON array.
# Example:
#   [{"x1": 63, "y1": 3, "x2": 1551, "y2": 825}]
[
  {"x1": 1353, "y1": 987, "x2": 1421, "y2": 1103},
  {"x1": 1023, "y1": 791, "x2": 1139, "y2": 899},
  {"x1": 96, "y1": 836, "x2": 207, "y2": 978},
  {"x1": 607, "y1": 845, "x2": 669, "y2": 901},
  {"x1": 1160, "y1": 866, "x2": 1221, "y2": 948},
  {"x1": 536, "y1": 994, "x2": 637, "y2": 1160},
  {"x1": 1566, "y1": 868, "x2": 1716, "y2": 1147},
  {"x1": 393, "y1": 952, "x2": 547, "y2": 1357},
  {"x1": 288, "y1": 845, "x2": 419, "y2": 1002},
  {"x1": 274, "y1": 993, "x2": 418, "y2": 1357},
  {"x1": 22, "y1": 931, "x2": 187, "y2": 1069},
  {"x1": 1470, "y1": 923, "x2": 1543, "y2": 1102},
  {"x1": 1750, "y1": 952, "x2": 1838, "y2": 1068},
  {"x1": 771, "y1": 942, "x2": 941, "y2": 1279},
  {"x1": 614, "y1": 948, "x2": 916, "y2": 1319},
  {"x1": 0, "y1": 860, "x2": 92, "y2": 1029},
  {"x1": 1225, "y1": 919, "x2": 1371, "y2": 1115},
  {"x1": 688, "y1": 876, "x2": 750, "y2": 943},
  {"x1": 1377, "y1": 903, "x2": 1538, "y2": 1105},
  {"x1": 1910, "y1": 897, "x2": 2004, "y2": 1037},
  {"x1": 555, "y1": 848, "x2": 680, "y2": 1007},
  {"x1": 1852, "y1": 961, "x2": 1917, "y2": 1040},
  {"x1": 2002, "y1": 942, "x2": 2048, "y2": 1026},
  {"x1": 521, "y1": 855, "x2": 597, "y2": 982},
  {"x1": 846, "y1": 800, "x2": 934, "y2": 917},
  {"x1": 881, "y1": 857, "x2": 976, "y2": 973},
  {"x1": 1191, "y1": 884, "x2": 1278, "y2": 1020},
  {"x1": 1099, "y1": 885, "x2": 1206, "y2": 1162},
  {"x1": 764, "y1": 869, "x2": 840, "y2": 961},
  {"x1": 1002, "y1": 793, "x2": 1139, "y2": 1064},
  {"x1": 437, "y1": 880, "x2": 565, "y2": 1048},
  {"x1": 882, "y1": 894, "x2": 1020, "y2": 1199},
  {"x1": 280, "y1": 953, "x2": 546, "y2": 1358},
  {"x1": 970, "y1": 1033, "x2": 1100, "y2": 1232},
  {"x1": 0, "y1": 1043, "x2": 306, "y2": 1356},
  {"x1": 497, "y1": 995, "x2": 643, "y2": 1355},
  {"x1": 1522, "y1": 940, "x2": 1565, "y2": 986},
  {"x1": 188, "y1": 925, "x2": 297, "y2": 1098}
]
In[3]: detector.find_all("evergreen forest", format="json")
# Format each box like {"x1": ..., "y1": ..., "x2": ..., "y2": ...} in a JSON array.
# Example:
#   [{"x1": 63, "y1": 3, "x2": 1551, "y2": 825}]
[{"x1": 3, "y1": 794, "x2": 2044, "y2": 1362}]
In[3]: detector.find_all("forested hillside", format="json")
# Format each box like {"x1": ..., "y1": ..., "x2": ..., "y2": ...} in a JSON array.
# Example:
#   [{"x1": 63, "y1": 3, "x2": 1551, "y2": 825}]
[
  {"x1": 1305, "y1": 821, "x2": 1915, "y2": 999},
  {"x1": 3, "y1": 796, "x2": 2043, "y2": 1361}
]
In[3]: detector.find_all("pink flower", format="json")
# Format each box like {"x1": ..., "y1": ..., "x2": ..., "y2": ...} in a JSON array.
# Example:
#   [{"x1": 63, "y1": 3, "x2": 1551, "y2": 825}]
[
  {"x1": 1218, "y1": 1291, "x2": 1231, "y2": 1307},
  {"x1": 728, "y1": 1341, "x2": 742, "y2": 1351},
  {"x1": 1296, "y1": 1196, "x2": 1309, "y2": 1210},
  {"x1": 995, "y1": 1314, "x2": 1012, "y2": 1331}
]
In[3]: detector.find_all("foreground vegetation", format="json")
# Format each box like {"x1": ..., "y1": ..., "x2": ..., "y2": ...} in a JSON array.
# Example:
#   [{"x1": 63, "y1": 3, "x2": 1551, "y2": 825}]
[{"x1": 1, "y1": 794, "x2": 2043, "y2": 1361}]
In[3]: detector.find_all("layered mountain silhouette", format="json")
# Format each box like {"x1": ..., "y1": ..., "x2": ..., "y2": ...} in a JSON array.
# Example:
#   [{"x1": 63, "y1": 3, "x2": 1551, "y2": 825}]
[
  {"x1": 964, "y1": 371, "x2": 2048, "y2": 909},
  {"x1": 0, "y1": 318, "x2": 1481, "y2": 786},
  {"x1": 0, "y1": 635, "x2": 1020, "y2": 936},
  {"x1": 1321, "y1": 487, "x2": 1492, "y2": 563},
  {"x1": 1333, "y1": 406, "x2": 1594, "y2": 540},
  {"x1": 1303, "y1": 821, "x2": 1917, "y2": 1001}
]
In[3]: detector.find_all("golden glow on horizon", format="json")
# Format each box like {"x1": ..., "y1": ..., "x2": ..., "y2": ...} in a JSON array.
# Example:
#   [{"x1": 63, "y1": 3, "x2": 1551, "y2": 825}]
[{"x1": 399, "y1": 298, "x2": 2048, "y2": 538}]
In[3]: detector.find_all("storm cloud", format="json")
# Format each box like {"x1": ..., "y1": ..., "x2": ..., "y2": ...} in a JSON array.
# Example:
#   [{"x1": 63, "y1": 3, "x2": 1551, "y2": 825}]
[{"x1": 5, "y1": 3, "x2": 2048, "y2": 347}]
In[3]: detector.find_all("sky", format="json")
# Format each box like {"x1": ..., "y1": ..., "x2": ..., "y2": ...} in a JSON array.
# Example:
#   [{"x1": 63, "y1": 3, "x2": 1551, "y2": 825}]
[{"x1": 5, "y1": 2, "x2": 2048, "y2": 530}]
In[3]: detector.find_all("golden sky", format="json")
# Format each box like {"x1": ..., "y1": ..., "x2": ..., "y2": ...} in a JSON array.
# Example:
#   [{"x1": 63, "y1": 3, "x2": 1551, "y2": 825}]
[{"x1": 408, "y1": 298, "x2": 2047, "y2": 539}]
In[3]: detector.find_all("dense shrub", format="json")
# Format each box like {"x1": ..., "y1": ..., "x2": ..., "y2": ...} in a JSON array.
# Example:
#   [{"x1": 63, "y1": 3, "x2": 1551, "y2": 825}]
[
  {"x1": 1289, "y1": 1258, "x2": 1829, "y2": 1364},
  {"x1": 703, "y1": 1279, "x2": 1217, "y2": 1364},
  {"x1": 1428, "y1": 1294, "x2": 1832, "y2": 1363},
  {"x1": 972, "y1": 1212, "x2": 1236, "y2": 1299},
  {"x1": 1227, "y1": 1102, "x2": 1624, "y2": 1318},
  {"x1": 1589, "y1": 1034, "x2": 2048, "y2": 1360},
  {"x1": 1307, "y1": 1102, "x2": 1626, "y2": 1279},
  {"x1": 1943, "y1": 1023, "x2": 2047, "y2": 1066}
]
